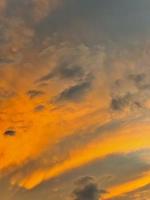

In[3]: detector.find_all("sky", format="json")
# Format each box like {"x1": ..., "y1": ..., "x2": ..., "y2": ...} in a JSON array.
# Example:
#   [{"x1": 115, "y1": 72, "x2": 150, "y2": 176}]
[{"x1": 0, "y1": 0, "x2": 150, "y2": 200}]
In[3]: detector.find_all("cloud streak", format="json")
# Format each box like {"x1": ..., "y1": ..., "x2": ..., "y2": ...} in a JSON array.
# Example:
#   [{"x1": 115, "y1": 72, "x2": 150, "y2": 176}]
[
  {"x1": 14, "y1": 119, "x2": 150, "y2": 190},
  {"x1": 103, "y1": 171, "x2": 150, "y2": 199}
]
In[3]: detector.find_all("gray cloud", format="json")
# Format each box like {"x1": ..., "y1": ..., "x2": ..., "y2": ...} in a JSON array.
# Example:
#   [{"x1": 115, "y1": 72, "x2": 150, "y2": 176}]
[
  {"x1": 57, "y1": 64, "x2": 84, "y2": 80},
  {"x1": 110, "y1": 92, "x2": 144, "y2": 112},
  {"x1": 35, "y1": 0, "x2": 150, "y2": 46},
  {"x1": 27, "y1": 90, "x2": 45, "y2": 99},
  {"x1": 0, "y1": 16, "x2": 34, "y2": 58},
  {"x1": 72, "y1": 176, "x2": 106, "y2": 200},
  {"x1": 110, "y1": 93, "x2": 132, "y2": 111},
  {"x1": 53, "y1": 79, "x2": 92, "y2": 103},
  {"x1": 110, "y1": 70, "x2": 150, "y2": 112},
  {"x1": 0, "y1": 57, "x2": 15, "y2": 65},
  {"x1": 38, "y1": 64, "x2": 85, "y2": 82},
  {"x1": 128, "y1": 73, "x2": 146, "y2": 89},
  {"x1": 6, "y1": 0, "x2": 63, "y2": 24}
]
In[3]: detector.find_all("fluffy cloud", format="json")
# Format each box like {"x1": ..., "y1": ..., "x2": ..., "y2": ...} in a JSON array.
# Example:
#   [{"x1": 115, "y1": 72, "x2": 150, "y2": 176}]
[{"x1": 72, "y1": 176, "x2": 106, "y2": 200}]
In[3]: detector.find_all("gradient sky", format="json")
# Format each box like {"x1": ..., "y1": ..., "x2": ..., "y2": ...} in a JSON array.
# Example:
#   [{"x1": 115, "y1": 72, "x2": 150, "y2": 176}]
[{"x1": 0, "y1": 1, "x2": 150, "y2": 200}]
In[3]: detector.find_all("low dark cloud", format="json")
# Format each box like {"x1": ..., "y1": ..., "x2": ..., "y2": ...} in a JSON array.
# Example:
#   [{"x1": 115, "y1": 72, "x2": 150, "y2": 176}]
[
  {"x1": 128, "y1": 73, "x2": 146, "y2": 89},
  {"x1": 37, "y1": 72, "x2": 53, "y2": 82},
  {"x1": 57, "y1": 64, "x2": 84, "y2": 80},
  {"x1": 27, "y1": 90, "x2": 45, "y2": 99},
  {"x1": 38, "y1": 64, "x2": 85, "y2": 83},
  {"x1": 54, "y1": 79, "x2": 92, "y2": 103},
  {"x1": 72, "y1": 176, "x2": 106, "y2": 200},
  {"x1": 111, "y1": 93, "x2": 132, "y2": 111},
  {"x1": 127, "y1": 72, "x2": 150, "y2": 92},
  {"x1": 110, "y1": 70, "x2": 150, "y2": 112},
  {"x1": 4, "y1": 129, "x2": 16, "y2": 136}
]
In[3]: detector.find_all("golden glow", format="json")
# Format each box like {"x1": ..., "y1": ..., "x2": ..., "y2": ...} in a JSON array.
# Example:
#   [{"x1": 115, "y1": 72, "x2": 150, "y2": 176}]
[
  {"x1": 0, "y1": 9, "x2": 150, "y2": 199},
  {"x1": 14, "y1": 122, "x2": 150, "y2": 189},
  {"x1": 103, "y1": 171, "x2": 150, "y2": 199}
]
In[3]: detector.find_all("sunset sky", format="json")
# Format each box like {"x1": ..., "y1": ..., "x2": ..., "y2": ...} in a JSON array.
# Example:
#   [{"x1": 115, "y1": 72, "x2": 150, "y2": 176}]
[{"x1": 0, "y1": 1, "x2": 150, "y2": 200}]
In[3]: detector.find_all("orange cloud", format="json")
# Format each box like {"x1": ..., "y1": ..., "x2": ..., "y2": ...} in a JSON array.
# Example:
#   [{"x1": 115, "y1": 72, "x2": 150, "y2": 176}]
[
  {"x1": 14, "y1": 120, "x2": 150, "y2": 189},
  {"x1": 0, "y1": 0, "x2": 6, "y2": 13},
  {"x1": 0, "y1": 43, "x2": 109, "y2": 174},
  {"x1": 103, "y1": 171, "x2": 150, "y2": 199}
]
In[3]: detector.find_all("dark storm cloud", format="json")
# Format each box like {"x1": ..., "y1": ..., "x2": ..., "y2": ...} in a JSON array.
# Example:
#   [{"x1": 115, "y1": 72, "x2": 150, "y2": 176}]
[
  {"x1": 54, "y1": 79, "x2": 92, "y2": 103},
  {"x1": 72, "y1": 176, "x2": 106, "y2": 200},
  {"x1": 27, "y1": 90, "x2": 45, "y2": 99},
  {"x1": 4, "y1": 129, "x2": 16, "y2": 136},
  {"x1": 38, "y1": 64, "x2": 84, "y2": 82}
]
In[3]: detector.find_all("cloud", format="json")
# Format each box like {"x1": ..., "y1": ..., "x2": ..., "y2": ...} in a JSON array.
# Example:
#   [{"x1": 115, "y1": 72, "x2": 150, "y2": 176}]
[
  {"x1": 72, "y1": 176, "x2": 106, "y2": 200},
  {"x1": 0, "y1": 2, "x2": 150, "y2": 200},
  {"x1": 27, "y1": 90, "x2": 45, "y2": 99},
  {"x1": 19, "y1": 119, "x2": 150, "y2": 190},
  {"x1": 0, "y1": 16, "x2": 34, "y2": 60},
  {"x1": 110, "y1": 93, "x2": 132, "y2": 111},
  {"x1": 112, "y1": 183, "x2": 150, "y2": 200},
  {"x1": 0, "y1": 0, "x2": 6, "y2": 13},
  {"x1": 53, "y1": 78, "x2": 92, "y2": 103},
  {"x1": 103, "y1": 171, "x2": 150, "y2": 200},
  {"x1": 38, "y1": 64, "x2": 85, "y2": 82},
  {"x1": 34, "y1": 104, "x2": 45, "y2": 112},
  {"x1": 6, "y1": 0, "x2": 63, "y2": 25},
  {"x1": 0, "y1": 57, "x2": 15, "y2": 65},
  {"x1": 128, "y1": 73, "x2": 146, "y2": 89},
  {"x1": 31, "y1": 0, "x2": 64, "y2": 23},
  {"x1": 110, "y1": 69, "x2": 150, "y2": 112},
  {"x1": 0, "y1": 88, "x2": 15, "y2": 100},
  {"x1": 4, "y1": 130, "x2": 16, "y2": 136}
]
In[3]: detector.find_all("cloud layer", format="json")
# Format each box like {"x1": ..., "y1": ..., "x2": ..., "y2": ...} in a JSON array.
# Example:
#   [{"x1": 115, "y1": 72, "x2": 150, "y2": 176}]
[{"x1": 0, "y1": 1, "x2": 150, "y2": 200}]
